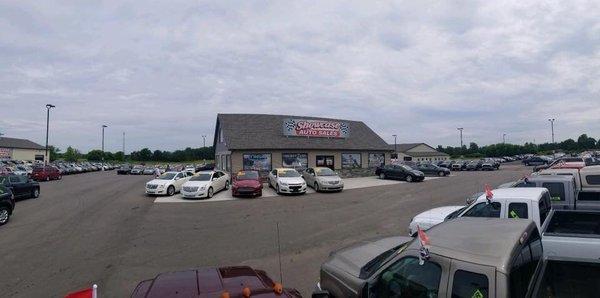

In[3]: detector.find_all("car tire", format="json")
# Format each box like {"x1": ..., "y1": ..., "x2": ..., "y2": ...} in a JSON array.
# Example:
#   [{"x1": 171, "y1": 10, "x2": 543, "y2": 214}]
[
  {"x1": 406, "y1": 175, "x2": 413, "y2": 182},
  {"x1": 438, "y1": 171, "x2": 445, "y2": 177},
  {"x1": 0, "y1": 207, "x2": 9, "y2": 226},
  {"x1": 314, "y1": 182, "x2": 320, "y2": 192},
  {"x1": 167, "y1": 186, "x2": 175, "y2": 196},
  {"x1": 276, "y1": 184, "x2": 281, "y2": 194},
  {"x1": 225, "y1": 181, "x2": 230, "y2": 190},
  {"x1": 379, "y1": 173, "x2": 386, "y2": 179},
  {"x1": 58, "y1": 175, "x2": 62, "y2": 180},
  {"x1": 32, "y1": 188, "x2": 40, "y2": 199},
  {"x1": 207, "y1": 187, "x2": 214, "y2": 198},
  {"x1": 46, "y1": 176, "x2": 50, "y2": 182}
]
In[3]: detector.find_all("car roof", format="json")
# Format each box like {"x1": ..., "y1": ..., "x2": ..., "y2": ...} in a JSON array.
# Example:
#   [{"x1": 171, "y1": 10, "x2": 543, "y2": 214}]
[
  {"x1": 477, "y1": 187, "x2": 546, "y2": 202},
  {"x1": 312, "y1": 167, "x2": 332, "y2": 170},
  {"x1": 274, "y1": 168, "x2": 298, "y2": 171},
  {"x1": 407, "y1": 217, "x2": 535, "y2": 273}
]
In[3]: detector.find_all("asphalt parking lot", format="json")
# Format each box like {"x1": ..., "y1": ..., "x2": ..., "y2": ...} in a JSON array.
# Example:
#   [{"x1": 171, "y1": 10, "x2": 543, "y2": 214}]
[{"x1": 0, "y1": 163, "x2": 530, "y2": 297}]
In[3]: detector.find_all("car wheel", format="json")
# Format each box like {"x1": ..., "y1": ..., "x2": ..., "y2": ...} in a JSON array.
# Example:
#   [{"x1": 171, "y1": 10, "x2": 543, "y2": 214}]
[
  {"x1": 225, "y1": 181, "x2": 230, "y2": 190},
  {"x1": 314, "y1": 182, "x2": 320, "y2": 192},
  {"x1": 379, "y1": 173, "x2": 386, "y2": 179},
  {"x1": 46, "y1": 176, "x2": 50, "y2": 182},
  {"x1": 167, "y1": 186, "x2": 175, "y2": 196},
  {"x1": 32, "y1": 188, "x2": 40, "y2": 199},
  {"x1": 406, "y1": 175, "x2": 413, "y2": 182},
  {"x1": 0, "y1": 207, "x2": 9, "y2": 226},
  {"x1": 438, "y1": 171, "x2": 445, "y2": 177},
  {"x1": 207, "y1": 187, "x2": 214, "y2": 198},
  {"x1": 276, "y1": 184, "x2": 281, "y2": 194},
  {"x1": 58, "y1": 175, "x2": 62, "y2": 180}
]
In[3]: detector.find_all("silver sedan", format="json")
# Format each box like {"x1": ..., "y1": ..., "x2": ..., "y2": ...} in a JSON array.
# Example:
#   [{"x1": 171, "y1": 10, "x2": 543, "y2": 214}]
[{"x1": 302, "y1": 167, "x2": 344, "y2": 192}]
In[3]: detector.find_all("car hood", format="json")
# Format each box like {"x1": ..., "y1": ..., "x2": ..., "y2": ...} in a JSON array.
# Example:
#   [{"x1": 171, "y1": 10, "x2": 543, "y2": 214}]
[
  {"x1": 413, "y1": 205, "x2": 464, "y2": 221},
  {"x1": 147, "y1": 179, "x2": 171, "y2": 186},
  {"x1": 234, "y1": 179, "x2": 261, "y2": 188},
  {"x1": 182, "y1": 181, "x2": 210, "y2": 188},
  {"x1": 278, "y1": 177, "x2": 305, "y2": 184},
  {"x1": 411, "y1": 170, "x2": 425, "y2": 176},
  {"x1": 316, "y1": 176, "x2": 342, "y2": 183},
  {"x1": 324, "y1": 236, "x2": 413, "y2": 279}
]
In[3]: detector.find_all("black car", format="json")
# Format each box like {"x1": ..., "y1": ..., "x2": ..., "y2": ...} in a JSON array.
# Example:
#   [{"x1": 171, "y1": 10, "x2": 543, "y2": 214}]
[
  {"x1": 523, "y1": 156, "x2": 551, "y2": 166},
  {"x1": 117, "y1": 165, "x2": 132, "y2": 175},
  {"x1": 416, "y1": 163, "x2": 450, "y2": 176},
  {"x1": 0, "y1": 185, "x2": 15, "y2": 225},
  {"x1": 375, "y1": 164, "x2": 425, "y2": 182},
  {"x1": 438, "y1": 160, "x2": 451, "y2": 169},
  {"x1": 0, "y1": 174, "x2": 40, "y2": 200},
  {"x1": 466, "y1": 160, "x2": 482, "y2": 171}
]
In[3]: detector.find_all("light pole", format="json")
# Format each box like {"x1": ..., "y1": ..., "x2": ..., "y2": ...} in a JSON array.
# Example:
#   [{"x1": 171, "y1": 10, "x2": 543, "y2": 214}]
[
  {"x1": 548, "y1": 119, "x2": 555, "y2": 144},
  {"x1": 503, "y1": 133, "x2": 506, "y2": 144},
  {"x1": 457, "y1": 128, "x2": 464, "y2": 149},
  {"x1": 202, "y1": 135, "x2": 207, "y2": 148},
  {"x1": 45, "y1": 104, "x2": 56, "y2": 164},
  {"x1": 122, "y1": 132, "x2": 125, "y2": 159},
  {"x1": 392, "y1": 134, "x2": 397, "y2": 159},
  {"x1": 101, "y1": 125, "x2": 108, "y2": 170}
]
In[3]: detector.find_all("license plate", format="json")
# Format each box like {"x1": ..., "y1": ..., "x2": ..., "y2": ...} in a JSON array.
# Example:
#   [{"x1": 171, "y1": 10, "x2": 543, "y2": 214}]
[{"x1": 147, "y1": 190, "x2": 155, "y2": 193}]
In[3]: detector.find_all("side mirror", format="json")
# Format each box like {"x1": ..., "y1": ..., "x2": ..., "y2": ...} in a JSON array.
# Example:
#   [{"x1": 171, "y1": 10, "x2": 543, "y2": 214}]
[
  {"x1": 174, "y1": 177, "x2": 180, "y2": 180},
  {"x1": 212, "y1": 177, "x2": 218, "y2": 181}
]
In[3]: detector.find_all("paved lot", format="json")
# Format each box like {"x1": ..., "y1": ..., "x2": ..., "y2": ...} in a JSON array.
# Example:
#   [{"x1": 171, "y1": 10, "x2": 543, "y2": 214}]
[
  {"x1": 154, "y1": 175, "x2": 445, "y2": 203},
  {"x1": 0, "y1": 163, "x2": 530, "y2": 297}
]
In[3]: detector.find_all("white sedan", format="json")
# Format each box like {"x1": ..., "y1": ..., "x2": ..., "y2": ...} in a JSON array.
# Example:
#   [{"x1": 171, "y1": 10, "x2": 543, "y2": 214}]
[
  {"x1": 408, "y1": 205, "x2": 466, "y2": 237},
  {"x1": 180, "y1": 170, "x2": 230, "y2": 199},
  {"x1": 268, "y1": 168, "x2": 307, "y2": 194},
  {"x1": 145, "y1": 171, "x2": 193, "y2": 196}
]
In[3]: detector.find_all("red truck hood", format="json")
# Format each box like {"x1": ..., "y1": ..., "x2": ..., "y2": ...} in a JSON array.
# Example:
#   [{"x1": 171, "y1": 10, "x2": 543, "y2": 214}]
[
  {"x1": 234, "y1": 179, "x2": 262, "y2": 188},
  {"x1": 131, "y1": 266, "x2": 300, "y2": 298}
]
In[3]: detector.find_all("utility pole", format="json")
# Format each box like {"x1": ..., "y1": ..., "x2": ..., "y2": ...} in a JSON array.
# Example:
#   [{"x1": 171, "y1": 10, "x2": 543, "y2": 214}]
[
  {"x1": 102, "y1": 125, "x2": 108, "y2": 170},
  {"x1": 45, "y1": 104, "x2": 56, "y2": 164},
  {"x1": 457, "y1": 128, "x2": 464, "y2": 148},
  {"x1": 548, "y1": 118, "x2": 555, "y2": 143},
  {"x1": 503, "y1": 133, "x2": 506, "y2": 144},
  {"x1": 202, "y1": 135, "x2": 207, "y2": 148},
  {"x1": 392, "y1": 134, "x2": 397, "y2": 159},
  {"x1": 122, "y1": 132, "x2": 125, "y2": 156}
]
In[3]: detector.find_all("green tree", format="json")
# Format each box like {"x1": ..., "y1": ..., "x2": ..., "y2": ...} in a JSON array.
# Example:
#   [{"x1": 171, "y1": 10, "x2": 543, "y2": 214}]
[
  {"x1": 138, "y1": 148, "x2": 152, "y2": 161},
  {"x1": 86, "y1": 150, "x2": 104, "y2": 161},
  {"x1": 48, "y1": 145, "x2": 60, "y2": 162},
  {"x1": 114, "y1": 151, "x2": 124, "y2": 161},
  {"x1": 577, "y1": 134, "x2": 596, "y2": 150},
  {"x1": 63, "y1": 146, "x2": 81, "y2": 162}
]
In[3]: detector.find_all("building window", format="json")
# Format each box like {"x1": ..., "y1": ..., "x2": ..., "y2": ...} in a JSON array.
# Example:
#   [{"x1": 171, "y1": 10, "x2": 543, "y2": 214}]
[
  {"x1": 341, "y1": 153, "x2": 362, "y2": 169},
  {"x1": 368, "y1": 153, "x2": 385, "y2": 168},
  {"x1": 282, "y1": 153, "x2": 308, "y2": 170},
  {"x1": 225, "y1": 154, "x2": 231, "y2": 173},
  {"x1": 215, "y1": 155, "x2": 221, "y2": 169},
  {"x1": 243, "y1": 153, "x2": 272, "y2": 177}
]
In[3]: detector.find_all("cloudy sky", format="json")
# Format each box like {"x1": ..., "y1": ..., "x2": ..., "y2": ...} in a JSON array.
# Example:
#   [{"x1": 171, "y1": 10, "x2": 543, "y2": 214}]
[{"x1": 1, "y1": 1, "x2": 599, "y2": 153}]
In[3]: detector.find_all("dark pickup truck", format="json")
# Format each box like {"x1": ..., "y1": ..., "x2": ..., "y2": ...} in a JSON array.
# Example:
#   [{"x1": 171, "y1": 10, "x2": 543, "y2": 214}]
[
  {"x1": 0, "y1": 185, "x2": 15, "y2": 225},
  {"x1": 0, "y1": 174, "x2": 40, "y2": 200}
]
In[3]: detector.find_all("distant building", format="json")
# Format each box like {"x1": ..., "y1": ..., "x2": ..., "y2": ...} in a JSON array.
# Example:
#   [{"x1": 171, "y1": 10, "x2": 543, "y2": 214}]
[
  {"x1": 390, "y1": 143, "x2": 449, "y2": 162},
  {"x1": 0, "y1": 137, "x2": 46, "y2": 162},
  {"x1": 213, "y1": 114, "x2": 393, "y2": 177}
]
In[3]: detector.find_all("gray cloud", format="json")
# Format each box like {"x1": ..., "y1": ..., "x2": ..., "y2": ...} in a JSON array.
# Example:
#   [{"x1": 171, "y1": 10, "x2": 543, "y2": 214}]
[{"x1": 1, "y1": 0, "x2": 599, "y2": 152}]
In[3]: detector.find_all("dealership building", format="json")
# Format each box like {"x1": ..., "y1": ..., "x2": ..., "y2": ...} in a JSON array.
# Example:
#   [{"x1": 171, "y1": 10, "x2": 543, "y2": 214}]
[
  {"x1": 390, "y1": 143, "x2": 449, "y2": 162},
  {"x1": 213, "y1": 114, "x2": 393, "y2": 177},
  {"x1": 0, "y1": 137, "x2": 47, "y2": 162}
]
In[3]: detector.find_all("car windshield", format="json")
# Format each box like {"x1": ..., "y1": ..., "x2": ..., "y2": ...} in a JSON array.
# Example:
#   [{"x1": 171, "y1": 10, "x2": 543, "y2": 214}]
[
  {"x1": 445, "y1": 207, "x2": 467, "y2": 220},
  {"x1": 236, "y1": 171, "x2": 259, "y2": 180},
  {"x1": 157, "y1": 173, "x2": 177, "y2": 180},
  {"x1": 279, "y1": 170, "x2": 300, "y2": 177},
  {"x1": 190, "y1": 173, "x2": 212, "y2": 181},
  {"x1": 400, "y1": 165, "x2": 413, "y2": 171},
  {"x1": 315, "y1": 168, "x2": 336, "y2": 176},
  {"x1": 362, "y1": 242, "x2": 410, "y2": 278}
]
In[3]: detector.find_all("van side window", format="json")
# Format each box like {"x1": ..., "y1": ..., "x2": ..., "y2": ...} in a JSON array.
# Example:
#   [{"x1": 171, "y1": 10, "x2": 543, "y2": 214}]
[
  {"x1": 375, "y1": 257, "x2": 441, "y2": 297},
  {"x1": 451, "y1": 270, "x2": 489, "y2": 298},
  {"x1": 462, "y1": 202, "x2": 501, "y2": 218},
  {"x1": 539, "y1": 194, "x2": 551, "y2": 224},
  {"x1": 542, "y1": 182, "x2": 566, "y2": 201},
  {"x1": 586, "y1": 175, "x2": 600, "y2": 185},
  {"x1": 508, "y1": 203, "x2": 528, "y2": 219},
  {"x1": 510, "y1": 228, "x2": 542, "y2": 297}
]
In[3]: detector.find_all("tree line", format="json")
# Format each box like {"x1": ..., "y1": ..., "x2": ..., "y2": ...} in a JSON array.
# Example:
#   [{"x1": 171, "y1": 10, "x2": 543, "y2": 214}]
[
  {"x1": 49, "y1": 146, "x2": 214, "y2": 163},
  {"x1": 437, "y1": 134, "x2": 600, "y2": 158}
]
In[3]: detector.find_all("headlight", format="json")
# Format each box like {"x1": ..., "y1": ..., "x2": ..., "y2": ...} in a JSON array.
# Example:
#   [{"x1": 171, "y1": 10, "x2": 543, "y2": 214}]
[
  {"x1": 200, "y1": 186, "x2": 206, "y2": 190},
  {"x1": 280, "y1": 182, "x2": 288, "y2": 186},
  {"x1": 157, "y1": 185, "x2": 164, "y2": 189}
]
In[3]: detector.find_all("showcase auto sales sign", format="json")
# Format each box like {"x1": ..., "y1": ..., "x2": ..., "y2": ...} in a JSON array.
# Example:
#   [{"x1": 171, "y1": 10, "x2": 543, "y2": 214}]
[{"x1": 283, "y1": 118, "x2": 350, "y2": 138}]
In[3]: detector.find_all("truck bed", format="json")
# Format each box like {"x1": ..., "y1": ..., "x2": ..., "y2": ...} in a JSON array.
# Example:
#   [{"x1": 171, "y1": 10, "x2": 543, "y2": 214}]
[
  {"x1": 532, "y1": 258, "x2": 600, "y2": 298},
  {"x1": 541, "y1": 210, "x2": 600, "y2": 259}
]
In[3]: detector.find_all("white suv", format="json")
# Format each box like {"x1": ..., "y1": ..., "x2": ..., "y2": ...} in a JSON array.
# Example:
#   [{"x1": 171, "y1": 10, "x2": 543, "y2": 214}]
[
  {"x1": 268, "y1": 168, "x2": 307, "y2": 194},
  {"x1": 145, "y1": 171, "x2": 192, "y2": 196},
  {"x1": 181, "y1": 170, "x2": 230, "y2": 199}
]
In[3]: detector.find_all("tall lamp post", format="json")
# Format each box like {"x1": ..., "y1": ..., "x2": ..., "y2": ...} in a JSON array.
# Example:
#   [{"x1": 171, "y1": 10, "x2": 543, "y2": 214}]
[
  {"x1": 101, "y1": 125, "x2": 108, "y2": 170},
  {"x1": 202, "y1": 135, "x2": 207, "y2": 148},
  {"x1": 503, "y1": 133, "x2": 507, "y2": 144},
  {"x1": 548, "y1": 119, "x2": 555, "y2": 144},
  {"x1": 45, "y1": 104, "x2": 56, "y2": 165},
  {"x1": 457, "y1": 128, "x2": 464, "y2": 148},
  {"x1": 392, "y1": 134, "x2": 397, "y2": 159}
]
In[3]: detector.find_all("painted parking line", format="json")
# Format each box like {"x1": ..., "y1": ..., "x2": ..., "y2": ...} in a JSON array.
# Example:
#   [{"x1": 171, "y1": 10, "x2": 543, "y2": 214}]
[{"x1": 153, "y1": 176, "x2": 444, "y2": 204}]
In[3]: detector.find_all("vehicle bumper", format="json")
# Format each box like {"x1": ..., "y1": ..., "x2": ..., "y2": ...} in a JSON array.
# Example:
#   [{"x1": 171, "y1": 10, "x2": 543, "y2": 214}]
[
  {"x1": 181, "y1": 190, "x2": 208, "y2": 199},
  {"x1": 318, "y1": 184, "x2": 344, "y2": 191},
  {"x1": 146, "y1": 188, "x2": 167, "y2": 195},
  {"x1": 279, "y1": 185, "x2": 307, "y2": 194},
  {"x1": 232, "y1": 188, "x2": 261, "y2": 196}
]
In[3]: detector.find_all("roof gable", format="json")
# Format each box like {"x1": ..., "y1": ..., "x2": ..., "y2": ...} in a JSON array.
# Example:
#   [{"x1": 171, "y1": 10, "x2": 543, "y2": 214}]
[
  {"x1": 216, "y1": 114, "x2": 391, "y2": 151},
  {"x1": 0, "y1": 137, "x2": 45, "y2": 150}
]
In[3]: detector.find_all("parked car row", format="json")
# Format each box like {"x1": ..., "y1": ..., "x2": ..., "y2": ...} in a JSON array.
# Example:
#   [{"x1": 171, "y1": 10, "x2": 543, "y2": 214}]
[
  {"x1": 118, "y1": 163, "x2": 215, "y2": 175},
  {"x1": 52, "y1": 162, "x2": 117, "y2": 176},
  {"x1": 0, "y1": 174, "x2": 41, "y2": 225}
]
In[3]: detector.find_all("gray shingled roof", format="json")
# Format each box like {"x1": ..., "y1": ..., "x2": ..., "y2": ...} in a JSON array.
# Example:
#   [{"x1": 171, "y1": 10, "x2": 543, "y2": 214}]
[
  {"x1": 216, "y1": 114, "x2": 391, "y2": 151},
  {"x1": 389, "y1": 143, "x2": 423, "y2": 152},
  {"x1": 405, "y1": 151, "x2": 449, "y2": 157},
  {"x1": 0, "y1": 137, "x2": 45, "y2": 150}
]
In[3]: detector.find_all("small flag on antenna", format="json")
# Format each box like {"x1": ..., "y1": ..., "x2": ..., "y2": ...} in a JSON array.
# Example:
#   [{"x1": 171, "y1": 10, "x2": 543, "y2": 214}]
[
  {"x1": 417, "y1": 225, "x2": 430, "y2": 265},
  {"x1": 485, "y1": 184, "x2": 493, "y2": 204},
  {"x1": 64, "y1": 284, "x2": 97, "y2": 298}
]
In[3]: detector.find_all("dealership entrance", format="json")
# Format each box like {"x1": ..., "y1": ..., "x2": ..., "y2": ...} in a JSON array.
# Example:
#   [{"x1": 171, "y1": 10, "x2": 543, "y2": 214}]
[{"x1": 316, "y1": 155, "x2": 335, "y2": 170}]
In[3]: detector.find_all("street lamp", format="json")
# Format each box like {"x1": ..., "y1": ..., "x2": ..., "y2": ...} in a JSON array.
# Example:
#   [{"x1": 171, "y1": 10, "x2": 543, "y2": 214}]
[
  {"x1": 503, "y1": 133, "x2": 507, "y2": 144},
  {"x1": 45, "y1": 104, "x2": 56, "y2": 164},
  {"x1": 392, "y1": 134, "x2": 397, "y2": 159},
  {"x1": 102, "y1": 125, "x2": 108, "y2": 170},
  {"x1": 457, "y1": 128, "x2": 464, "y2": 148},
  {"x1": 548, "y1": 119, "x2": 555, "y2": 143},
  {"x1": 202, "y1": 135, "x2": 207, "y2": 148}
]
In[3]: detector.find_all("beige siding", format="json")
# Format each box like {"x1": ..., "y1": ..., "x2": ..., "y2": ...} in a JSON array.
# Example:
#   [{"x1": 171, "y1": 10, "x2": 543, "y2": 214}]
[{"x1": 9, "y1": 148, "x2": 46, "y2": 162}]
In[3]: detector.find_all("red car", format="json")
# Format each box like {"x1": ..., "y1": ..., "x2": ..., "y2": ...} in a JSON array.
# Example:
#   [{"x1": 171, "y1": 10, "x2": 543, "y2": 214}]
[
  {"x1": 131, "y1": 266, "x2": 301, "y2": 298},
  {"x1": 231, "y1": 170, "x2": 263, "y2": 197},
  {"x1": 31, "y1": 166, "x2": 61, "y2": 181}
]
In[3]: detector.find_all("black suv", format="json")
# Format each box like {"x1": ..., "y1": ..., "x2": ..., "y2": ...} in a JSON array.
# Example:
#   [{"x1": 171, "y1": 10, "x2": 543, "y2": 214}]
[
  {"x1": 0, "y1": 174, "x2": 41, "y2": 200},
  {"x1": 0, "y1": 185, "x2": 15, "y2": 225}
]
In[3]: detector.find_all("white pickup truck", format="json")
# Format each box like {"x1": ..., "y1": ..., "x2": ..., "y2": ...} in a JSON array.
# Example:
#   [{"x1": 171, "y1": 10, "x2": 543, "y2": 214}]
[
  {"x1": 409, "y1": 187, "x2": 552, "y2": 236},
  {"x1": 537, "y1": 165, "x2": 600, "y2": 210},
  {"x1": 540, "y1": 209, "x2": 600, "y2": 260}
]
